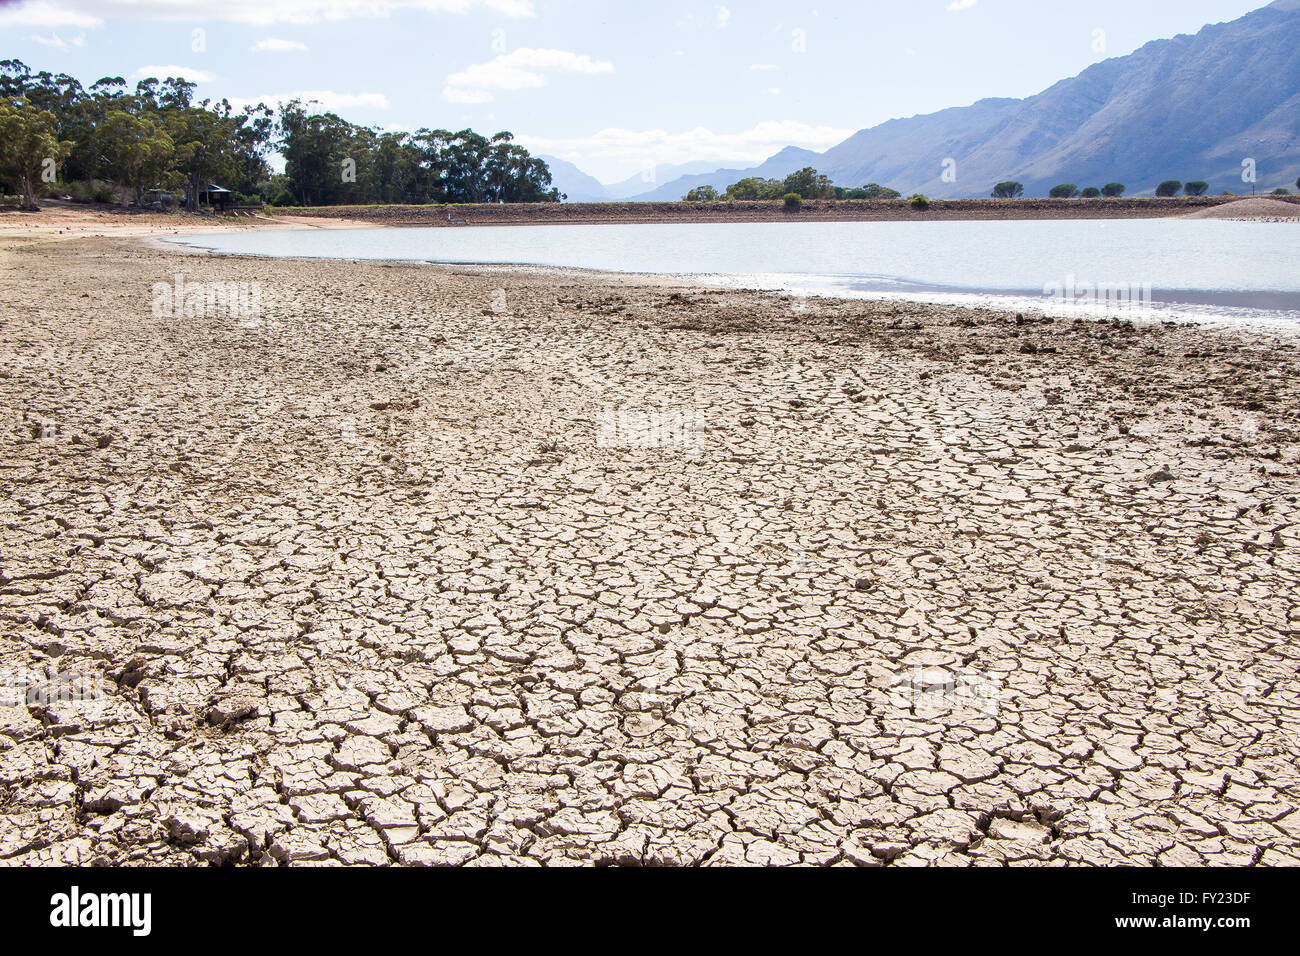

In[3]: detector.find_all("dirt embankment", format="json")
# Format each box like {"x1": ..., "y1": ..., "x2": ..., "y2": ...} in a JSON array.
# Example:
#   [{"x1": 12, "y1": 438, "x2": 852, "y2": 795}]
[
  {"x1": 271, "y1": 195, "x2": 1299, "y2": 227},
  {"x1": 7, "y1": 196, "x2": 1295, "y2": 240}
]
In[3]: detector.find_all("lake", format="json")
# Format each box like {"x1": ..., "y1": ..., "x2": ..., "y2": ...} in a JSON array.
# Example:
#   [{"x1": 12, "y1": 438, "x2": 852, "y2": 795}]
[{"x1": 169, "y1": 219, "x2": 1300, "y2": 325}]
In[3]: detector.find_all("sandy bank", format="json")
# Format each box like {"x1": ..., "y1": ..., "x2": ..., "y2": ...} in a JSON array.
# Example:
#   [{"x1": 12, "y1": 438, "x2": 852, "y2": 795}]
[
  {"x1": 1180, "y1": 197, "x2": 1300, "y2": 221},
  {"x1": 0, "y1": 200, "x2": 378, "y2": 247}
]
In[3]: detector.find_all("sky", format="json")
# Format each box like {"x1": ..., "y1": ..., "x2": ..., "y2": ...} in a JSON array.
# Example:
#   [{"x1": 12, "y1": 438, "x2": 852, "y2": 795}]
[{"x1": 0, "y1": 0, "x2": 1274, "y2": 184}]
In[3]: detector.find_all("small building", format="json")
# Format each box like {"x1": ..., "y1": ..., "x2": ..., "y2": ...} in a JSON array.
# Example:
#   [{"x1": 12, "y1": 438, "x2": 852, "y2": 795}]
[
  {"x1": 142, "y1": 188, "x2": 177, "y2": 209},
  {"x1": 199, "y1": 184, "x2": 233, "y2": 211}
]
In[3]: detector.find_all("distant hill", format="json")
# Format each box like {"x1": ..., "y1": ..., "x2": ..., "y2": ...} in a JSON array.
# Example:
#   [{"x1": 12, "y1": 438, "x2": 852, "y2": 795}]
[
  {"x1": 621, "y1": 146, "x2": 823, "y2": 201},
  {"x1": 538, "y1": 156, "x2": 611, "y2": 203},
  {"x1": 817, "y1": 0, "x2": 1300, "y2": 197},
  {"x1": 541, "y1": 156, "x2": 748, "y2": 202},
  {"x1": 549, "y1": 1, "x2": 1300, "y2": 200},
  {"x1": 602, "y1": 160, "x2": 736, "y2": 200},
  {"x1": 814, "y1": 99, "x2": 1023, "y2": 197}
]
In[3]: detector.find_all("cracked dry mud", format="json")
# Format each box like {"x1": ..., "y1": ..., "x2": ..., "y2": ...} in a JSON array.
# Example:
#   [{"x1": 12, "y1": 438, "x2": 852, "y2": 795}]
[{"x1": 2, "y1": 235, "x2": 1298, "y2": 867}]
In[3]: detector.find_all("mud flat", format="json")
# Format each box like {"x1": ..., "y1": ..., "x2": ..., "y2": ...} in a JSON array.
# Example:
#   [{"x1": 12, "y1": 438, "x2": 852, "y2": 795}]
[{"x1": 1, "y1": 220, "x2": 1299, "y2": 866}]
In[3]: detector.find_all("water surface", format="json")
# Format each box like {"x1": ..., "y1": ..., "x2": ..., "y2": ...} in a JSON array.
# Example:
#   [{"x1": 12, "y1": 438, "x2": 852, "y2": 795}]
[{"x1": 169, "y1": 219, "x2": 1300, "y2": 325}]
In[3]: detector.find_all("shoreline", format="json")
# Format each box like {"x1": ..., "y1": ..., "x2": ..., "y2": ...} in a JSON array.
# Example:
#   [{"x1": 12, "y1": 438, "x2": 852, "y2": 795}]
[
  {"x1": 2, "y1": 222, "x2": 1299, "y2": 867},
  {"x1": 157, "y1": 217, "x2": 1300, "y2": 332},
  {"x1": 156, "y1": 244, "x2": 1300, "y2": 333}
]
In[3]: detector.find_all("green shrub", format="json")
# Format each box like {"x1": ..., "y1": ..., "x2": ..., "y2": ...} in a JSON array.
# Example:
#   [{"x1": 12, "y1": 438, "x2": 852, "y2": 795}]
[
  {"x1": 783, "y1": 192, "x2": 802, "y2": 209},
  {"x1": 781, "y1": 168, "x2": 835, "y2": 199},
  {"x1": 684, "y1": 185, "x2": 721, "y2": 202},
  {"x1": 839, "y1": 183, "x2": 901, "y2": 200},
  {"x1": 1184, "y1": 181, "x2": 1209, "y2": 196},
  {"x1": 1049, "y1": 184, "x2": 1081, "y2": 198},
  {"x1": 726, "y1": 177, "x2": 782, "y2": 200},
  {"x1": 1272, "y1": 187, "x2": 1291, "y2": 196},
  {"x1": 859, "y1": 183, "x2": 901, "y2": 200},
  {"x1": 272, "y1": 190, "x2": 296, "y2": 206},
  {"x1": 1080, "y1": 187, "x2": 1102, "y2": 198},
  {"x1": 909, "y1": 193, "x2": 931, "y2": 210},
  {"x1": 992, "y1": 181, "x2": 1023, "y2": 198},
  {"x1": 1155, "y1": 180, "x2": 1182, "y2": 197},
  {"x1": 66, "y1": 179, "x2": 117, "y2": 204},
  {"x1": 1102, "y1": 183, "x2": 1126, "y2": 197}
]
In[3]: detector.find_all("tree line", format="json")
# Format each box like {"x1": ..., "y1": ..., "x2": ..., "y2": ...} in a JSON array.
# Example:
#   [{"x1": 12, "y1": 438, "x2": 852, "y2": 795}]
[
  {"x1": 993, "y1": 181, "x2": 1131, "y2": 198},
  {"x1": 995, "y1": 179, "x2": 1297, "y2": 198},
  {"x1": 690, "y1": 173, "x2": 1299, "y2": 202},
  {"x1": 685, "y1": 167, "x2": 902, "y2": 202},
  {"x1": 684, "y1": 169, "x2": 1151, "y2": 203},
  {"x1": 1157, "y1": 179, "x2": 1297, "y2": 197},
  {"x1": 0, "y1": 59, "x2": 561, "y2": 211},
  {"x1": 994, "y1": 181, "x2": 1130, "y2": 198}
]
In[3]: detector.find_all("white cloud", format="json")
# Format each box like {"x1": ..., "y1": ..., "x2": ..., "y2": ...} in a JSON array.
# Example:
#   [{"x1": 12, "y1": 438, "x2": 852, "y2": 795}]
[
  {"x1": 445, "y1": 88, "x2": 494, "y2": 105},
  {"x1": 443, "y1": 48, "x2": 614, "y2": 104},
  {"x1": 0, "y1": 1, "x2": 102, "y2": 28},
  {"x1": 133, "y1": 65, "x2": 218, "y2": 83},
  {"x1": 251, "y1": 37, "x2": 309, "y2": 53},
  {"x1": 0, "y1": 0, "x2": 535, "y2": 29},
  {"x1": 224, "y1": 90, "x2": 391, "y2": 112},
  {"x1": 715, "y1": 5, "x2": 731, "y2": 29},
  {"x1": 27, "y1": 30, "x2": 87, "y2": 50},
  {"x1": 518, "y1": 120, "x2": 854, "y2": 181},
  {"x1": 946, "y1": 0, "x2": 977, "y2": 11}
]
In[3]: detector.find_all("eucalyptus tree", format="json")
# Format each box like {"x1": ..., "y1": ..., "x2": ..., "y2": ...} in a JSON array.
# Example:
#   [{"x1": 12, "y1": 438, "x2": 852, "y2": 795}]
[{"x1": 0, "y1": 97, "x2": 69, "y2": 209}]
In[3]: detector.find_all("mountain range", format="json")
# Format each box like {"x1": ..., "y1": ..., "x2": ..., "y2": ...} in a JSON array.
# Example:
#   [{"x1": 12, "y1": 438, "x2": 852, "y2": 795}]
[
  {"x1": 548, "y1": 0, "x2": 1300, "y2": 201},
  {"x1": 539, "y1": 156, "x2": 771, "y2": 202}
]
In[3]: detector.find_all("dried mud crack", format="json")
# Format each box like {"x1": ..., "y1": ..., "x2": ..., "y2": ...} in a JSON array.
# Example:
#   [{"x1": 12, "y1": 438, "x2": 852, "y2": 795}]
[{"x1": 1, "y1": 235, "x2": 1298, "y2": 866}]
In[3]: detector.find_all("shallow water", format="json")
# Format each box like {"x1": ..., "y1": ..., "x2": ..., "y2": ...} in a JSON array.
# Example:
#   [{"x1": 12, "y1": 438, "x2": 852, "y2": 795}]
[{"x1": 169, "y1": 219, "x2": 1300, "y2": 325}]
